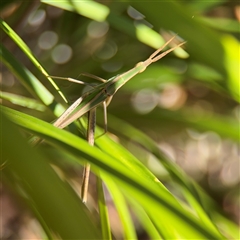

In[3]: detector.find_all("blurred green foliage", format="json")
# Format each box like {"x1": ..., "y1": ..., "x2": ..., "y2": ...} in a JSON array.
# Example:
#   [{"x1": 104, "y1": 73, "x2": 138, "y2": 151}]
[{"x1": 1, "y1": 0, "x2": 239, "y2": 239}]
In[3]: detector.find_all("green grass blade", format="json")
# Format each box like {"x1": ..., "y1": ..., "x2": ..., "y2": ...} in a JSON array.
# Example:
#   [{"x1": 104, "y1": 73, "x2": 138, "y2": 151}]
[
  {"x1": 41, "y1": 0, "x2": 109, "y2": 22},
  {"x1": 103, "y1": 113, "x2": 238, "y2": 238},
  {"x1": 94, "y1": 124, "x2": 225, "y2": 239},
  {"x1": 0, "y1": 18, "x2": 68, "y2": 103},
  {"x1": 1, "y1": 112, "x2": 101, "y2": 239},
  {"x1": 40, "y1": 0, "x2": 187, "y2": 50},
  {"x1": 221, "y1": 35, "x2": 240, "y2": 102},
  {"x1": 127, "y1": 196, "x2": 162, "y2": 239},
  {"x1": 0, "y1": 42, "x2": 65, "y2": 115},
  {"x1": 0, "y1": 91, "x2": 46, "y2": 111},
  {"x1": 97, "y1": 177, "x2": 112, "y2": 240},
  {"x1": 130, "y1": 1, "x2": 226, "y2": 77},
  {"x1": 104, "y1": 176, "x2": 137, "y2": 240},
  {"x1": 1, "y1": 105, "x2": 227, "y2": 239}
]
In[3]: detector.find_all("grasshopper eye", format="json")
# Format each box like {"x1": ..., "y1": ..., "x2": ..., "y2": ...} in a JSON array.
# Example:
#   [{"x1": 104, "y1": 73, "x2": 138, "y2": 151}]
[
  {"x1": 135, "y1": 61, "x2": 146, "y2": 73},
  {"x1": 135, "y1": 61, "x2": 143, "y2": 67}
]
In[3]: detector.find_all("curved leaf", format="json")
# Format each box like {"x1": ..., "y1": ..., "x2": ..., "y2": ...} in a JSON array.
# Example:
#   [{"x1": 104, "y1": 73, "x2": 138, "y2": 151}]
[{"x1": 1, "y1": 105, "x2": 226, "y2": 239}]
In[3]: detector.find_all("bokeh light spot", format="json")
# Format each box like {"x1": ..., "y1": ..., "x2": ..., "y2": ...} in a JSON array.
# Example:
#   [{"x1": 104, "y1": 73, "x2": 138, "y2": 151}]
[
  {"x1": 94, "y1": 41, "x2": 117, "y2": 60},
  {"x1": 38, "y1": 31, "x2": 58, "y2": 50},
  {"x1": 221, "y1": 158, "x2": 240, "y2": 186},
  {"x1": 158, "y1": 83, "x2": 186, "y2": 110},
  {"x1": 51, "y1": 44, "x2": 72, "y2": 64},
  {"x1": 28, "y1": 9, "x2": 46, "y2": 27},
  {"x1": 87, "y1": 21, "x2": 109, "y2": 38},
  {"x1": 131, "y1": 89, "x2": 158, "y2": 114}
]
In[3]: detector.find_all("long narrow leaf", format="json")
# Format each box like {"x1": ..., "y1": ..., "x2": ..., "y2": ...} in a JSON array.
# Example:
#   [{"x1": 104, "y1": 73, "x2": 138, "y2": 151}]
[
  {"x1": 1, "y1": 112, "x2": 101, "y2": 239},
  {"x1": 1, "y1": 105, "x2": 226, "y2": 239},
  {"x1": 0, "y1": 18, "x2": 68, "y2": 103},
  {"x1": 102, "y1": 113, "x2": 239, "y2": 239},
  {"x1": 0, "y1": 43, "x2": 65, "y2": 115}
]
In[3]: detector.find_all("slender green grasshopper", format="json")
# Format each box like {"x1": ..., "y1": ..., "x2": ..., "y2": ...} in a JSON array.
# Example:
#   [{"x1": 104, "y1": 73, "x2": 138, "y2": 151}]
[{"x1": 49, "y1": 36, "x2": 186, "y2": 202}]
